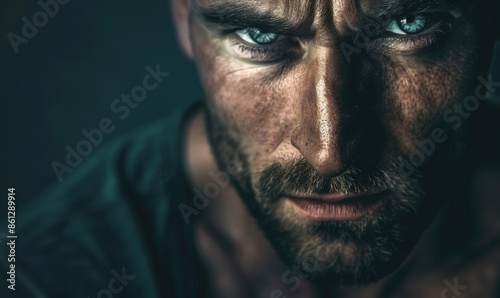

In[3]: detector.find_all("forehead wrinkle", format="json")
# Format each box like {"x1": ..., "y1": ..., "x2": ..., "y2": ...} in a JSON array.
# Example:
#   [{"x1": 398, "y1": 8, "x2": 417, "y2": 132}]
[
  {"x1": 195, "y1": 0, "x2": 316, "y2": 24},
  {"x1": 194, "y1": 0, "x2": 364, "y2": 39},
  {"x1": 331, "y1": 0, "x2": 362, "y2": 29},
  {"x1": 277, "y1": 0, "x2": 317, "y2": 20}
]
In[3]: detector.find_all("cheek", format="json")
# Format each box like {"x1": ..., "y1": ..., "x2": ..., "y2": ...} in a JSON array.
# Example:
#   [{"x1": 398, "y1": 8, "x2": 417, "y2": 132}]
[
  {"x1": 192, "y1": 24, "x2": 297, "y2": 163},
  {"x1": 375, "y1": 32, "x2": 478, "y2": 153}
]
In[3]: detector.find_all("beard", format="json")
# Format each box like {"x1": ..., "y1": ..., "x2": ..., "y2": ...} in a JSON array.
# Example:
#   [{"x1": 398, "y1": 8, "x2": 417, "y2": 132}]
[
  {"x1": 202, "y1": 104, "x2": 446, "y2": 286},
  {"x1": 252, "y1": 158, "x2": 424, "y2": 285}
]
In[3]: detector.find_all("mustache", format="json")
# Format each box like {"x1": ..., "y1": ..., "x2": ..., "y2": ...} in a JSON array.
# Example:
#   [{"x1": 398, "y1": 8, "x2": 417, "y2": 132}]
[{"x1": 256, "y1": 156, "x2": 422, "y2": 201}]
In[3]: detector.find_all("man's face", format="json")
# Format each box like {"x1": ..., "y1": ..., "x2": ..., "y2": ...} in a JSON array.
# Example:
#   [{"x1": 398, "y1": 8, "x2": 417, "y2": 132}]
[{"x1": 187, "y1": 0, "x2": 484, "y2": 285}]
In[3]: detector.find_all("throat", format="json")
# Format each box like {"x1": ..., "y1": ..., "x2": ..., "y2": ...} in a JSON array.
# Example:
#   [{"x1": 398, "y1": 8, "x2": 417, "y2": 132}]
[{"x1": 193, "y1": 184, "x2": 300, "y2": 297}]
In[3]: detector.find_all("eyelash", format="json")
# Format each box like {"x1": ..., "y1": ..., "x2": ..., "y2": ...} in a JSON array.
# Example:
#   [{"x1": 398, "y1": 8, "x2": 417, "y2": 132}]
[
  {"x1": 371, "y1": 15, "x2": 453, "y2": 53},
  {"x1": 228, "y1": 39, "x2": 300, "y2": 63},
  {"x1": 225, "y1": 14, "x2": 454, "y2": 62}
]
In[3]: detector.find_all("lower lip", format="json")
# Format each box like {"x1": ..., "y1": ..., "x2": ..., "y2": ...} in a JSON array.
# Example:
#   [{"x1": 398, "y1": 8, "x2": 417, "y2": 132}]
[{"x1": 286, "y1": 191, "x2": 390, "y2": 221}]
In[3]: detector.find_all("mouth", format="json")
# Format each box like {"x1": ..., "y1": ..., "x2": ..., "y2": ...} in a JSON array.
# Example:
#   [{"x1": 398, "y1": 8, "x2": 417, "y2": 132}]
[{"x1": 284, "y1": 190, "x2": 391, "y2": 221}]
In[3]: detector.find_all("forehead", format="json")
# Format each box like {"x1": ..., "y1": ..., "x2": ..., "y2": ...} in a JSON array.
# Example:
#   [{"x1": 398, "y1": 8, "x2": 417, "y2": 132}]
[
  {"x1": 194, "y1": 0, "x2": 361, "y2": 25},
  {"x1": 196, "y1": 0, "x2": 320, "y2": 14},
  {"x1": 193, "y1": 0, "x2": 464, "y2": 32}
]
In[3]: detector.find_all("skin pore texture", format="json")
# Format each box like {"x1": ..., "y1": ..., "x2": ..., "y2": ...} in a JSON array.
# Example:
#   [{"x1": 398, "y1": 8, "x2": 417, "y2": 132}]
[{"x1": 176, "y1": 0, "x2": 500, "y2": 297}]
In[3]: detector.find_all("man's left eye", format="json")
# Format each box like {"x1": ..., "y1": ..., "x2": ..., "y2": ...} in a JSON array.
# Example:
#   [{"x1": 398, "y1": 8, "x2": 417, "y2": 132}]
[
  {"x1": 386, "y1": 13, "x2": 429, "y2": 35},
  {"x1": 235, "y1": 28, "x2": 285, "y2": 45}
]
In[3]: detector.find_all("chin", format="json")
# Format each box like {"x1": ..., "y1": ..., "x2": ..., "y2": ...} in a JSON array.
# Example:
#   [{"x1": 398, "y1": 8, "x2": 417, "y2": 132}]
[{"x1": 245, "y1": 191, "x2": 432, "y2": 286}]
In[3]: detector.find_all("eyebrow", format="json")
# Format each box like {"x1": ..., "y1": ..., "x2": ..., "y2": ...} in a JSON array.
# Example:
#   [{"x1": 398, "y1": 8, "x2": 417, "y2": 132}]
[
  {"x1": 367, "y1": 0, "x2": 465, "y2": 18},
  {"x1": 346, "y1": 0, "x2": 466, "y2": 33},
  {"x1": 192, "y1": 2, "x2": 315, "y2": 37},
  {"x1": 193, "y1": 0, "x2": 466, "y2": 36}
]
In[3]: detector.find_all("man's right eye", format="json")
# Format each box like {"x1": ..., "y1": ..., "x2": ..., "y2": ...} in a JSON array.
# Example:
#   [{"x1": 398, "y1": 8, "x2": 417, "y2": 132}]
[{"x1": 235, "y1": 28, "x2": 285, "y2": 45}]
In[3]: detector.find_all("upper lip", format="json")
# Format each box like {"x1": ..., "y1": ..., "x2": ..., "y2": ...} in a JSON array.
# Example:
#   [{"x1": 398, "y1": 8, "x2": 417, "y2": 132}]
[{"x1": 287, "y1": 189, "x2": 390, "y2": 203}]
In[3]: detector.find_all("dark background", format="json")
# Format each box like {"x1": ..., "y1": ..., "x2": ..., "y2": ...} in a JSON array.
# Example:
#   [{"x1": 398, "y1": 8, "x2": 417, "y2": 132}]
[
  {"x1": 0, "y1": 1, "x2": 498, "y2": 205},
  {"x1": 0, "y1": 0, "x2": 203, "y2": 204}
]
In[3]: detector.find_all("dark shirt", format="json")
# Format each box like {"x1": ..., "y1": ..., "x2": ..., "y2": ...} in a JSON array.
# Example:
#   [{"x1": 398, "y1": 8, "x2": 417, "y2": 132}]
[{"x1": 1, "y1": 102, "x2": 204, "y2": 298}]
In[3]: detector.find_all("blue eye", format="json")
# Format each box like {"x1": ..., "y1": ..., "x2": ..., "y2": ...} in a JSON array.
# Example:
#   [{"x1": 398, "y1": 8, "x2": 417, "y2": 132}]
[
  {"x1": 386, "y1": 14, "x2": 428, "y2": 35},
  {"x1": 235, "y1": 28, "x2": 284, "y2": 45}
]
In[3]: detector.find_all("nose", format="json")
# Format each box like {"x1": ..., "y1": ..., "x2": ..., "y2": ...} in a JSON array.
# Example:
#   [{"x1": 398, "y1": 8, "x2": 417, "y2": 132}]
[{"x1": 291, "y1": 46, "x2": 361, "y2": 177}]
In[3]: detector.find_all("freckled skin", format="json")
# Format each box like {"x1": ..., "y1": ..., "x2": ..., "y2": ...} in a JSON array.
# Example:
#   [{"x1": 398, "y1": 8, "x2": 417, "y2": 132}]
[
  {"x1": 175, "y1": 0, "x2": 500, "y2": 296},
  {"x1": 195, "y1": 2, "x2": 477, "y2": 163}
]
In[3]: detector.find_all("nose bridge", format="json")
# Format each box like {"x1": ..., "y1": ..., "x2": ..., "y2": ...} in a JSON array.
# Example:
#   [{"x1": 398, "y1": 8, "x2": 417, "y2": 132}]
[
  {"x1": 291, "y1": 45, "x2": 359, "y2": 177},
  {"x1": 314, "y1": 48, "x2": 340, "y2": 157}
]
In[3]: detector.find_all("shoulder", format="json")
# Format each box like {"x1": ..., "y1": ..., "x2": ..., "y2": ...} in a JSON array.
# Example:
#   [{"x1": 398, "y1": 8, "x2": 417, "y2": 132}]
[
  {"x1": 29, "y1": 104, "x2": 191, "y2": 230},
  {"x1": 392, "y1": 237, "x2": 500, "y2": 298},
  {"x1": 2, "y1": 102, "x2": 199, "y2": 297}
]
